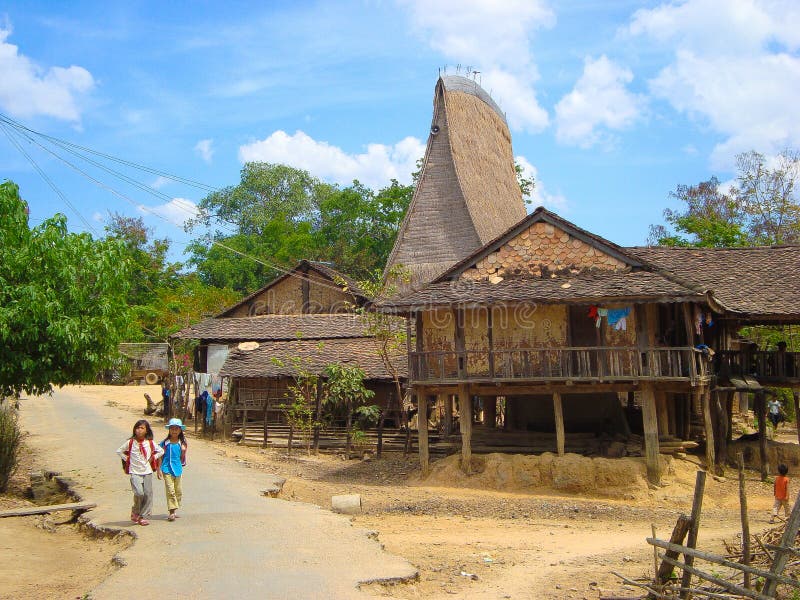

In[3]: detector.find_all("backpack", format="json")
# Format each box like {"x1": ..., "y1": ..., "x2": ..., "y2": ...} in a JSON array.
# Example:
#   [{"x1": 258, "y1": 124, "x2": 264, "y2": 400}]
[{"x1": 121, "y1": 438, "x2": 158, "y2": 474}]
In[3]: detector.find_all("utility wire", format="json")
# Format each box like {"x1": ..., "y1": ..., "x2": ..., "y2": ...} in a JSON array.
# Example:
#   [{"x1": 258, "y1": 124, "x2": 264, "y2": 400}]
[
  {"x1": 1, "y1": 122, "x2": 97, "y2": 233},
  {"x1": 0, "y1": 112, "x2": 216, "y2": 192},
  {"x1": 0, "y1": 118, "x2": 358, "y2": 297}
]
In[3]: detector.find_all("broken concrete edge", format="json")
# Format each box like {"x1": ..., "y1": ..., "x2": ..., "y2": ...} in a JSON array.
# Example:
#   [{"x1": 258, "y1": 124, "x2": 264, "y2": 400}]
[
  {"x1": 356, "y1": 569, "x2": 421, "y2": 588},
  {"x1": 46, "y1": 470, "x2": 138, "y2": 569}
]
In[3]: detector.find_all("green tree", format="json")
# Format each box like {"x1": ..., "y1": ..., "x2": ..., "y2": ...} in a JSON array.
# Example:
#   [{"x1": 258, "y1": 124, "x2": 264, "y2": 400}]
[
  {"x1": 649, "y1": 149, "x2": 800, "y2": 247},
  {"x1": 648, "y1": 177, "x2": 748, "y2": 247},
  {"x1": 187, "y1": 163, "x2": 413, "y2": 292},
  {"x1": 0, "y1": 181, "x2": 133, "y2": 397},
  {"x1": 736, "y1": 149, "x2": 800, "y2": 245},
  {"x1": 324, "y1": 363, "x2": 375, "y2": 458}
]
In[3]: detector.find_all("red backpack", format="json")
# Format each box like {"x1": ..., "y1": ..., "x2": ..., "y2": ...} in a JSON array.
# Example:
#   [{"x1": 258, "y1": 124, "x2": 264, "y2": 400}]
[{"x1": 121, "y1": 438, "x2": 158, "y2": 474}]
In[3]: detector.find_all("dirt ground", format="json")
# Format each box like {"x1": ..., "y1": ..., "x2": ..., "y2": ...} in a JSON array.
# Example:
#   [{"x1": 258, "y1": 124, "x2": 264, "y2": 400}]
[{"x1": 4, "y1": 384, "x2": 797, "y2": 599}]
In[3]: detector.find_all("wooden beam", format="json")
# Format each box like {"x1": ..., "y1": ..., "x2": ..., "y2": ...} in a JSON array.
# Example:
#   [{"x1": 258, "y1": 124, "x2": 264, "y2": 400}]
[
  {"x1": 656, "y1": 392, "x2": 669, "y2": 437},
  {"x1": 487, "y1": 308, "x2": 495, "y2": 379},
  {"x1": 756, "y1": 393, "x2": 768, "y2": 481},
  {"x1": 655, "y1": 515, "x2": 691, "y2": 585},
  {"x1": 459, "y1": 382, "x2": 472, "y2": 474},
  {"x1": 480, "y1": 396, "x2": 493, "y2": 427},
  {"x1": 553, "y1": 392, "x2": 565, "y2": 456},
  {"x1": 702, "y1": 387, "x2": 715, "y2": 472},
  {"x1": 0, "y1": 502, "x2": 96, "y2": 518},
  {"x1": 641, "y1": 383, "x2": 661, "y2": 485},
  {"x1": 442, "y1": 393, "x2": 453, "y2": 436},
  {"x1": 680, "y1": 470, "x2": 706, "y2": 600},
  {"x1": 417, "y1": 388, "x2": 429, "y2": 476}
]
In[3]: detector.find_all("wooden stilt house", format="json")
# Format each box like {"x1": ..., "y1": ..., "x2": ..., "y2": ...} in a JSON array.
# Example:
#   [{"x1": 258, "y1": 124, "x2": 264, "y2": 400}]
[
  {"x1": 172, "y1": 260, "x2": 407, "y2": 443},
  {"x1": 378, "y1": 207, "x2": 800, "y2": 484}
]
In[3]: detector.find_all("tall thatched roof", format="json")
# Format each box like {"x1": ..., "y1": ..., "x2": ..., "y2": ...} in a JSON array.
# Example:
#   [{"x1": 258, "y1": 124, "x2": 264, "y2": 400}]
[{"x1": 385, "y1": 75, "x2": 526, "y2": 290}]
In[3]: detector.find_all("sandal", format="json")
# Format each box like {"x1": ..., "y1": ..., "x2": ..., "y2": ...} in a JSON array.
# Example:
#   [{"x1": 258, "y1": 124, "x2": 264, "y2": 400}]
[
  {"x1": 138, "y1": 518, "x2": 150, "y2": 526},
  {"x1": 131, "y1": 512, "x2": 139, "y2": 522},
  {"x1": 167, "y1": 514, "x2": 176, "y2": 522}
]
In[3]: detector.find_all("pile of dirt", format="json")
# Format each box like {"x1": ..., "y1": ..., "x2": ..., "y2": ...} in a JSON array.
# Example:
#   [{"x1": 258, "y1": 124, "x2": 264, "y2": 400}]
[{"x1": 416, "y1": 452, "x2": 673, "y2": 500}]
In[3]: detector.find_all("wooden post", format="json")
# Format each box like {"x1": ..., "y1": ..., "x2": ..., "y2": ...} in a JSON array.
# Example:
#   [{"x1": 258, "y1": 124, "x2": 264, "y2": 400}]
[
  {"x1": 442, "y1": 393, "x2": 452, "y2": 436},
  {"x1": 641, "y1": 384, "x2": 661, "y2": 485},
  {"x1": 240, "y1": 407, "x2": 247, "y2": 445},
  {"x1": 553, "y1": 392, "x2": 565, "y2": 457},
  {"x1": 262, "y1": 399, "x2": 269, "y2": 449},
  {"x1": 655, "y1": 514, "x2": 691, "y2": 585},
  {"x1": 313, "y1": 381, "x2": 323, "y2": 454},
  {"x1": 764, "y1": 491, "x2": 800, "y2": 597},
  {"x1": 756, "y1": 392, "x2": 768, "y2": 481},
  {"x1": 459, "y1": 383, "x2": 472, "y2": 475},
  {"x1": 794, "y1": 391, "x2": 800, "y2": 447},
  {"x1": 715, "y1": 391, "x2": 728, "y2": 475},
  {"x1": 683, "y1": 393, "x2": 692, "y2": 440},
  {"x1": 738, "y1": 453, "x2": 751, "y2": 590},
  {"x1": 656, "y1": 392, "x2": 669, "y2": 437},
  {"x1": 418, "y1": 388, "x2": 429, "y2": 476},
  {"x1": 679, "y1": 470, "x2": 706, "y2": 600},
  {"x1": 702, "y1": 387, "x2": 715, "y2": 472},
  {"x1": 484, "y1": 396, "x2": 497, "y2": 427}
]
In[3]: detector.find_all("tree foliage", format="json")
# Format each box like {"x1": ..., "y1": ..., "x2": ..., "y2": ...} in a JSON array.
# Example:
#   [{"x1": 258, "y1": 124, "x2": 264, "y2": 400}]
[
  {"x1": 187, "y1": 162, "x2": 413, "y2": 293},
  {"x1": 650, "y1": 149, "x2": 800, "y2": 247},
  {"x1": 0, "y1": 181, "x2": 133, "y2": 396}
]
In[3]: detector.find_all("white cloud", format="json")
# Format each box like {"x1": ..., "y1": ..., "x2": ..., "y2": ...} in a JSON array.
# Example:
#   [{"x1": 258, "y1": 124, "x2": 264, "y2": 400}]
[
  {"x1": 515, "y1": 155, "x2": 567, "y2": 212},
  {"x1": 626, "y1": 0, "x2": 800, "y2": 167},
  {"x1": 142, "y1": 197, "x2": 199, "y2": 228},
  {"x1": 555, "y1": 55, "x2": 643, "y2": 148},
  {"x1": 151, "y1": 176, "x2": 170, "y2": 190},
  {"x1": 194, "y1": 139, "x2": 214, "y2": 164},
  {"x1": 238, "y1": 130, "x2": 425, "y2": 188},
  {"x1": 401, "y1": 0, "x2": 554, "y2": 132},
  {"x1": 0, "y1": 25, "x2": 94, "y2": 121}
]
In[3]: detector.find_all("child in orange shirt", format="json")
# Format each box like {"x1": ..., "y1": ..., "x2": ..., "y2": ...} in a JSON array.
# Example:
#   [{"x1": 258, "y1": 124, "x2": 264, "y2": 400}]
[{"x1": 771, "y1": 463, "x2": 790, "y2": 523}]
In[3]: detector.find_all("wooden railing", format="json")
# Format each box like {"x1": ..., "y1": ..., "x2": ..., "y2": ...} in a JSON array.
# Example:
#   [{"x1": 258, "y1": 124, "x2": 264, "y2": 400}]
[
  {"x1": 410, "y1": 346, "x2": 708, "y2": 384},
  {"x1": 715, "y1": 350, "x2": 798, "y2": 382}
]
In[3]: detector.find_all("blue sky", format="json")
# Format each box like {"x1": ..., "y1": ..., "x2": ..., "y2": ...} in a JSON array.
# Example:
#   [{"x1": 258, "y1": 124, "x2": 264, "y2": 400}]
[{"x1": 2, "y1": 1, "x2": 799, "y2": 264}]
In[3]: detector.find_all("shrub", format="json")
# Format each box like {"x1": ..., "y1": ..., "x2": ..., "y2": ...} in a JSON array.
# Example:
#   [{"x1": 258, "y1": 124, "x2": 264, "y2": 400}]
[{"x1": 0, "y1": 405, "x2": 22, "y2": 493}]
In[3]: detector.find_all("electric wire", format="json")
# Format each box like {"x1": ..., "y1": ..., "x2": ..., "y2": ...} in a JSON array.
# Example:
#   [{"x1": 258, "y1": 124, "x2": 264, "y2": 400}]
[{"x1": 0, "y1": 118, "x2": 361, "y2": 297}]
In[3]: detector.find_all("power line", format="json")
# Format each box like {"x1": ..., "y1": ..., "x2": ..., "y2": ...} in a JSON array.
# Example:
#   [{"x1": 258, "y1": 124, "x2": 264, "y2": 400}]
[{"x1": 0, "y1": 117, "x2": 359, "y2": 297}]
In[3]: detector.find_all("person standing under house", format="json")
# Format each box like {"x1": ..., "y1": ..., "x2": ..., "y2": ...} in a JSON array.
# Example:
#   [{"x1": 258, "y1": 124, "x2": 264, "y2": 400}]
[
  {"x1": 159, "y1": 418, "x2": 188, "y2": 521},
  {"x1": 771, "y1": 463, "x2": 791, "y2": 523},
  {"x1": 768, "y1": 397, "x2": 784, "y2": 429},
  {"x1": 117, "y1": 419, "x2": 164, "y2": 526}
]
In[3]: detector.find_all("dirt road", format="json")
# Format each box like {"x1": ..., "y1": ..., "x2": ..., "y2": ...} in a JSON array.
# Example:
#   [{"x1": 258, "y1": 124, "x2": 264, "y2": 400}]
[
  {"x1": 17, "y1": 387, "x2": 417, "y2": 599},
  {"x1": 10, "y1": 385, "x2": 786, "y2": 599}
]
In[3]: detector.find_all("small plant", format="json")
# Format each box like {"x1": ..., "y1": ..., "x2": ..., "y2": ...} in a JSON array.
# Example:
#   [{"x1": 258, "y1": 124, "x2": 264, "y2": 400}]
[{"x1": 0, "y1": 405, "x2": 23, "y2": 492}]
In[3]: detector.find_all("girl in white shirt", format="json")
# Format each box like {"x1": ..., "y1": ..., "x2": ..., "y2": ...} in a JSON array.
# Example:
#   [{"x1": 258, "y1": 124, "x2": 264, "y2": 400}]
[{"x1": 117, "y1": 419, "x2": 164, "y2": 526}]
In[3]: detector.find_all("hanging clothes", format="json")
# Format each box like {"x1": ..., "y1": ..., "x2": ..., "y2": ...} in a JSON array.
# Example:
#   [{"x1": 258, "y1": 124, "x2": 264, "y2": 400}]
[
  {"x1": 606, "y1": 308, "x2": 630, "y2": 327},
  {"x1": 211, "y1": 374, "x2": 222, "y2": 399},
  {"x1": 693, "y1": 305, "x2": 703, "y2": 336},
  {"x1": 597, "y1": 308, "x2": 608, "y2": 328}
]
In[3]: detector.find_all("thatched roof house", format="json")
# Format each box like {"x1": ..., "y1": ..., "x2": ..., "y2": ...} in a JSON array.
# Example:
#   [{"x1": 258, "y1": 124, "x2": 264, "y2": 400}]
[{"x1": 385, "y1": 75, "x2": 527, "y2": 290}]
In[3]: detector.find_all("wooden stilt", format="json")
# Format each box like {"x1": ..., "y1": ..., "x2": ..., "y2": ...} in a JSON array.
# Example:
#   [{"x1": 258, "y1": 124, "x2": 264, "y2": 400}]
[
  {"x1": 442, "y1": 394, "x2": 452, "y2": 436},
  {"x1": 656, "y1": 392, "x2": 669, "y2": 437},
  {"x1": 702, "y1": 387, "x2": 715, "y2": 472},
  {"x1": 756, "y1": 392, "x2": 768, "y2": 481},
  {"x1": 794, "y1": 391, "x2": 800, "y2": 447},
  {"x1": 553, "y1": 392, "x2": 565, "y2": 457},
  {"x1": 484, "y1": 396, "x2": 497, "y2": 427},
  {"x1": 738, "y1": 453, "x2": 751, "y2": 590},
  {"x1": 641, "y1": 384, "x2": 661, "y2": 485},
  {"x1": 459, "y1": 383, "x2": 472, "y2": 475},
  {"x1": 418, "y1": 388, "x2": 429, "y2": 476},
  {"x1": 679, "y1": 470, "x2": 706, "y2": 600},
  {"x1": 682, "y1": 392, "x2": 692, "y2": 441}
]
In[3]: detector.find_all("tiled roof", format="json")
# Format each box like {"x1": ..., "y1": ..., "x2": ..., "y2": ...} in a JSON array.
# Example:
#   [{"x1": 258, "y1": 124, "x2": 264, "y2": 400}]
[
  {"x1": 171, "y1": 313, "x2": 368, "y2": 341},
  {"x1": 627, "y1": 246, "x2": 800, "y2": 319},
  {"x1": 378, "y1": 269, "x2": 704, "y2": 311},
  {"x1": 219, "y1": 337, "x2": 406, "y2": 380}
]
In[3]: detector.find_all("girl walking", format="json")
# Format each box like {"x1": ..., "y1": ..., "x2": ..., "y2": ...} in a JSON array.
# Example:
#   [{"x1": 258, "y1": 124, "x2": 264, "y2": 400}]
[
  {"x1": 117, "y1": 419, "x2": 163, "y2": 526},
  {"x1": 159, "y1": 418, "x2": 188, "y2": 521}
]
